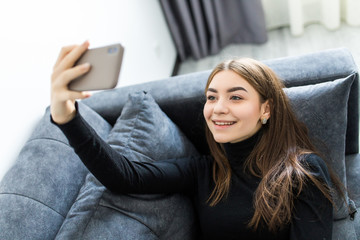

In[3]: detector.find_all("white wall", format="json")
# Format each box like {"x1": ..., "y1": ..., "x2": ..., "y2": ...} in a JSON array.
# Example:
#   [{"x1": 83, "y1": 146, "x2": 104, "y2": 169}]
[{"x1": 0, "y1": 0, "x2": 176, "y2": 181}]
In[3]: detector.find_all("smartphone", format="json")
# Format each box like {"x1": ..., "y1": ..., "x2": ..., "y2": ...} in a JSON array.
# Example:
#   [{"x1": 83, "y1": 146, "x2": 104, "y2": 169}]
[{"x1": 68, "y1": 43, "x2": 124, "y2": 91}]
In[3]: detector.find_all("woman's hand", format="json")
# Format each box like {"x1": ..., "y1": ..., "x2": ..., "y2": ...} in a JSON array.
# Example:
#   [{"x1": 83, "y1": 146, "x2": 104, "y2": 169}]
[{"x1": 50, "y1": 41, "x2": 92, "y2": 124}]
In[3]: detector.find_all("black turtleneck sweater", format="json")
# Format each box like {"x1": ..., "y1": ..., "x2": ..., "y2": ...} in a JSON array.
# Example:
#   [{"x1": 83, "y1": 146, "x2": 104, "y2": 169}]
[{"x1": 54, "y1": 109, "x2": 333, "y2": 240}]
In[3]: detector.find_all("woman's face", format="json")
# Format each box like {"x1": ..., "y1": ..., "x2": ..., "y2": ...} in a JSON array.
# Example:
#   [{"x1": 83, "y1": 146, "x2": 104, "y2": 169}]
[{"x1": 203, "y1": 70, "x2": 270, "y2": 143}]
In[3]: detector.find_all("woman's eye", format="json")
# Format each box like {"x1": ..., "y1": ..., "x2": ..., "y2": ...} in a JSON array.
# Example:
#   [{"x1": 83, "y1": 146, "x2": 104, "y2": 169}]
[
  {"x1": 231, "y1": 96, "x2": 242, "y2": 100},
  {"x1": 207, "y1": 95, "x2": 216, "y2": 101}
]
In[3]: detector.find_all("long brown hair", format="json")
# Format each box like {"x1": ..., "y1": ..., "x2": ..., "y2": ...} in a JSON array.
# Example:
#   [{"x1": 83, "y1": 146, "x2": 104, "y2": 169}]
[{"x1": 204, "y1": 58, "x2": 342, "y2": 232}]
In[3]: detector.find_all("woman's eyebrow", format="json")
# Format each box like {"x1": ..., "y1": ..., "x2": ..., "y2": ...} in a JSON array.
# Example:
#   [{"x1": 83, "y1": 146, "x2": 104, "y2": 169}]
[
  {"x1": 207, "y1": 88, "x2": 217, "y2": 93},
  {"x1": 207, "y1": 86, "x2": 248, "y2": 93},
  {"x1": 227, "y1": 87, "x2": 247, "y2": 93}
]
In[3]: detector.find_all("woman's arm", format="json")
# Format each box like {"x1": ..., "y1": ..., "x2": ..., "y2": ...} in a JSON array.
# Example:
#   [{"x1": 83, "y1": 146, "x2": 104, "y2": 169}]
[
  {"x1": 290, "y1": 154, "x2": 333, "y2": 240},
  {"x1": 50, "y1": 42, "x2": 198, "y2": 194},
  {"x1": 51, "y1": 104, "x2": 197, "y2": 194}
]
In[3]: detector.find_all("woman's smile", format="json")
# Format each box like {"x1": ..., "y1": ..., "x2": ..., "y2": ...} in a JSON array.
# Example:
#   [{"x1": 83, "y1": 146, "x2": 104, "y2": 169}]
[{"x1": 212, "y1": 120, "x2": 237, "y2": 129}]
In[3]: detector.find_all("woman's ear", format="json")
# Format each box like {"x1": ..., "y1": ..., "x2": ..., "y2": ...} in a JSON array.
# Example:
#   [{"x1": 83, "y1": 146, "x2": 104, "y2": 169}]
[{"x1": 261, "y1": 99, "x2": 271, "y2": 120}]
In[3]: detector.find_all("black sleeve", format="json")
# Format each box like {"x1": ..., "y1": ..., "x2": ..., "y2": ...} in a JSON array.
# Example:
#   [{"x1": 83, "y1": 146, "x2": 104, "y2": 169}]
[
  {"x1": 51, "y1": 103, "x2": 199, "y2": 195},
  {"x1": 290, "y1": 154, "x2": 333, "y2": 240}
]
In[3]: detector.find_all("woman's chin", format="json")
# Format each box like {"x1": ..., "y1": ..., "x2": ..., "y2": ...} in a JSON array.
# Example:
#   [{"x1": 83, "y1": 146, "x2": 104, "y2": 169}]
[{"x1": 213, "y1": 136, "x2": 231, "y2": 144}]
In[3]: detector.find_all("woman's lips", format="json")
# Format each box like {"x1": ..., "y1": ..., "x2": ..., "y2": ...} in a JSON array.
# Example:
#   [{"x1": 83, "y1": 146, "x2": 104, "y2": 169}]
[{"x1": 212, "y1": 120, "x2": 236, "y2": 129}]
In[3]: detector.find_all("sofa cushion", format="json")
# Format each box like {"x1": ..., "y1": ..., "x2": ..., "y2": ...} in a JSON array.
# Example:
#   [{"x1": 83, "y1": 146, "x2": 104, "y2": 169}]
[
  {"x1": 284, "y1": 75, "x2": 354, "y2": 220},
  {"x1": 56, "y1": 92, "x2": 199, "y2": 240}
]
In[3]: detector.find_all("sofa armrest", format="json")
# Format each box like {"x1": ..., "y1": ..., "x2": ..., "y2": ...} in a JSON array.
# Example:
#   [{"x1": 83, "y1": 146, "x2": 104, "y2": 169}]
[{"x1": 0, "y1": 103, "x2": 112, "y2": 239}]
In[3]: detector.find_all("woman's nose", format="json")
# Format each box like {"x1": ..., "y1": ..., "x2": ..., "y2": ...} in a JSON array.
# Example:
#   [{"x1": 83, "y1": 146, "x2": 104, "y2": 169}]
[{"x1": 213, "y1": 99, "x2": 229, "y2": 115}]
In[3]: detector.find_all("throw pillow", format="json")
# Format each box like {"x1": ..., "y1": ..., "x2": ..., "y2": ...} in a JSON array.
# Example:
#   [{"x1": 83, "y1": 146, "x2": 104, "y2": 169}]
[
  {"x1": 284, "y1": 75, "x2": 354, "y2": 220},
  {"x1": 56, "y1": 92, "x2": 199, "y2": 240}
]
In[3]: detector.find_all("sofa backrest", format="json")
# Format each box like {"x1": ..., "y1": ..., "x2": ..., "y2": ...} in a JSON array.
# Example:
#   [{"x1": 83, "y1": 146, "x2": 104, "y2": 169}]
[
  {"x1": 264, "y1": 48, "x2": 359, "y2": 155},
  {"x1": 83, "y1": 48, "x2": 359, "y2": 155}
]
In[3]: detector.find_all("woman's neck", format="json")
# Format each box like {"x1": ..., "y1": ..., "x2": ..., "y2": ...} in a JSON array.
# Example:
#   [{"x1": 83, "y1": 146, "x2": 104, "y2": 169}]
[{"x1": 223, "y1": 129, "x2": 262, "y2": 169}]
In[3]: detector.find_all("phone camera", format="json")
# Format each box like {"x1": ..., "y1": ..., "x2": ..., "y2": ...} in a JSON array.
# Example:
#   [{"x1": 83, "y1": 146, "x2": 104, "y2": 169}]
[{"x1": 108, "y1": 47, "x2": 118, "y2": 54}]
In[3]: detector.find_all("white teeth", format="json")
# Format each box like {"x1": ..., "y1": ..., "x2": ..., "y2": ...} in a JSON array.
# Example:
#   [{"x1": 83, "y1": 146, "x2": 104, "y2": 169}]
[{"x1": 214, "y1": 121, "x2": 234, "y2": 126}]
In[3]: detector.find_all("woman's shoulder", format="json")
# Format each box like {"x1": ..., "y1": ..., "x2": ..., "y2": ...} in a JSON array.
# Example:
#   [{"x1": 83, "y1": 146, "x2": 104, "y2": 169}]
[
  {"x1": 300, "y1": 153, "x2": 331, "y2": 183},
  {"x1": 301, "y1": 153, "x2": 327, "y2": 169}
]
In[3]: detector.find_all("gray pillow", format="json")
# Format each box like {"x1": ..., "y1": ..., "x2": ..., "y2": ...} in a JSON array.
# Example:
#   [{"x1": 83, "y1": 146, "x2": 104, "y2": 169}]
[
  {"x1": 284, "y1": 75, "x2": 354, "y2": 220},
  {"x1": 56, "y1": 92, "x2": 199, "y2": 240}
]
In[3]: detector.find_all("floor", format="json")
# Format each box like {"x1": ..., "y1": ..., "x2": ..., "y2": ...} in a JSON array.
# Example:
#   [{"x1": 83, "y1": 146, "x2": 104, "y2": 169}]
[{"x1": 178, "y1": 22, "x2": 360, "y2": 75}]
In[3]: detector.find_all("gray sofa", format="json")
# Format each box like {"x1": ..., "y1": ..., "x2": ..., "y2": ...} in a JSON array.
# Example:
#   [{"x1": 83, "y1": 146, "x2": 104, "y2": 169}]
[{"x1": 0, "y1": 48, "x2": 359, "y2": 239}]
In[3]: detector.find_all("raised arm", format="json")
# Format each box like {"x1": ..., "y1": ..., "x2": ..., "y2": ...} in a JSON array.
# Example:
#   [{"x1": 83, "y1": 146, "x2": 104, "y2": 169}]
[{"x1": 50, "y1": 42, "x2": 198, "y2": 195}]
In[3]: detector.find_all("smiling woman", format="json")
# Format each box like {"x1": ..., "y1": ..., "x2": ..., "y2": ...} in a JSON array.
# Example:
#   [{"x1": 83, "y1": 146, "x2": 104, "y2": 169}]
[
  {"x1": 49, "y1": 48, "x2": 341, "y2": 239},
  {"x1": 203, "y1": 58, "x2": 343, "y2": 234}
]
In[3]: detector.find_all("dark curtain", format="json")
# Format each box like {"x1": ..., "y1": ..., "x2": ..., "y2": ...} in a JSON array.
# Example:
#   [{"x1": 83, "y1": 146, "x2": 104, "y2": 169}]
[{"x1": 160, "y1": 0, "x2": 268, "y2": 60}]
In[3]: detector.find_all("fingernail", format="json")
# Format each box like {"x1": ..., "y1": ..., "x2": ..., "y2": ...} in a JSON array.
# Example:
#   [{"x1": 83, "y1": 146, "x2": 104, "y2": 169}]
[
  {"x1": 84, "y1": 91, "x2": 92, "y2": 98},
  {"x1": 83, "y1": 40, "x2": 90, "y2": 46},
  {"x1": 82, "y1": 62, "x2": 91, "y2": 69}
]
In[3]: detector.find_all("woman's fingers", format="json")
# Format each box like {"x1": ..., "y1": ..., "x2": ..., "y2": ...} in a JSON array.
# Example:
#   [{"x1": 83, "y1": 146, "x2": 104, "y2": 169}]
[
  {"x1": 53, "y1": 62, "x2": 91, "y2": 86},
  {"x1": 54, "y1": 90, "x2": 91, "y2": 102},
  {"x1": 56, "y1": 40, "x2": 90, "y2": 73},
  {"x1": 67, "y1": 90, "x2": 92, "y2": 101},
  {"x1": 51, "y1": 62, "x2": 92, "y2": 103},
  {"x1": 53, "y1": 44, "x2": 77, "y2": 68},
  {"x1": 52, "y1": 86, "x2": 91, "y2": 104}
]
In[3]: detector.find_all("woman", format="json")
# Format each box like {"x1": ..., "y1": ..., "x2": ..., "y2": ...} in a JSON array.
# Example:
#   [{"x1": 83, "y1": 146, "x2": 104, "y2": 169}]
[{"x1": 51, "y1": 41, "x2": 336, "y2": 239}]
